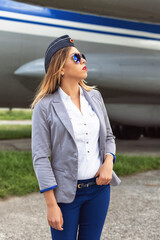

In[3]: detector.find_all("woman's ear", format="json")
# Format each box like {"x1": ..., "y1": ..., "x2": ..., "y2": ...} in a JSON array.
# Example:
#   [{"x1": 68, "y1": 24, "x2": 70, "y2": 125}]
[{"x1": 61, "y1": 71, "x2": 64, "y2": 77}]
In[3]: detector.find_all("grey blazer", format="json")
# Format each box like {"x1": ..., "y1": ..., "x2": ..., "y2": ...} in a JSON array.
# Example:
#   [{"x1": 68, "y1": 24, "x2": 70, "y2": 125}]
[{"x1": 31, "y1": 86, "x2": 121, "y2": 203}]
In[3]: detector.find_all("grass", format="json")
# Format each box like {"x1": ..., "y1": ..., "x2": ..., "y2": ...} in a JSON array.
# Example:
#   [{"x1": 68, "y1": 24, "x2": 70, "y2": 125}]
[
  {"x1": 0, "y1": 151, "x2": 160, "y2": 199},
  {"x1": 113, "y1": 154, "x2": 160, "y2": 176},
  {"x1": 0, "y1": 109, "x2": 32, "y2": 120},
  {"x1": 0, "y1": 151, "x2": 39, "y2": 198},
  {"x1": 0, "y1": 125, "x2": 31, "y2": 139}
]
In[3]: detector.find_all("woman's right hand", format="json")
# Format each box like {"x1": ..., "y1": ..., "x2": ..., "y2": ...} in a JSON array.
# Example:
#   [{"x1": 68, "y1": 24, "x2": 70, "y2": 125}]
[{"x1": 47, "y1": 204, "x2": 64, "y2": 231}]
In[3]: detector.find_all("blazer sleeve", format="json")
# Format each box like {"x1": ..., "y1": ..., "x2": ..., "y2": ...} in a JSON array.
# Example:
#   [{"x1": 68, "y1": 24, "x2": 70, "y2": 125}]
[
  {"x1": 97, "y1": 91, "x2": 116, "y2": 164},
  {"x1": 31, "y1": 100, "x2": 58, "y2": 193}
]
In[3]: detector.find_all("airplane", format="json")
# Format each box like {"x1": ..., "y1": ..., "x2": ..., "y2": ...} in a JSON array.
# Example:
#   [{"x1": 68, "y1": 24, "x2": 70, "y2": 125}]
[{"x1": 1, "y1": 0, "x2": 160, "y2": 139}]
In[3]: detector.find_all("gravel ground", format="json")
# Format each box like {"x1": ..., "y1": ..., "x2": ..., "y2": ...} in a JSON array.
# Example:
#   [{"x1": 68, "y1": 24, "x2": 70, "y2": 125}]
[{"x1": 0, "y1": 170, "x2": 159, "y2": 240}]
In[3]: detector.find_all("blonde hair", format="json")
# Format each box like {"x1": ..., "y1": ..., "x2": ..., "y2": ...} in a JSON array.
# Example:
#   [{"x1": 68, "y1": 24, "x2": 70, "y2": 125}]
[{"x1": 30, "y1": 46, "x2": 98, "y2": 109}]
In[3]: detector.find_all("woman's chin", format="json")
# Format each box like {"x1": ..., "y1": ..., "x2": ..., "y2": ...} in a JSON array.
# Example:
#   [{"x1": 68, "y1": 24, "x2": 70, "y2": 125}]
[{"x1": 83, "y1": 72, "x2": 88, "y2": 76}]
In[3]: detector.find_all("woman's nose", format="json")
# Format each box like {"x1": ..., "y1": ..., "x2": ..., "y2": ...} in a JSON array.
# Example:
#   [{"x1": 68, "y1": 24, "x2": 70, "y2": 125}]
[{"x1": 81, "y1": 57, "x2": 87, "y2": 64}]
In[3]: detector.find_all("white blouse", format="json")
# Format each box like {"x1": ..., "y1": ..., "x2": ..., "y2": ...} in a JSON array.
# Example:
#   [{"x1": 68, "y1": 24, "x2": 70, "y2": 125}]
[{"x1": 58, "y1": 85, "x2": 113, "y2": 180}]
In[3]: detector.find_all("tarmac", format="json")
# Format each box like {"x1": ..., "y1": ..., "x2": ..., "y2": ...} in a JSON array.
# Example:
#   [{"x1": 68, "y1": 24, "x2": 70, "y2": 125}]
[{"x1": 0, "y1": 170, "x2": 159, "y2": 240}]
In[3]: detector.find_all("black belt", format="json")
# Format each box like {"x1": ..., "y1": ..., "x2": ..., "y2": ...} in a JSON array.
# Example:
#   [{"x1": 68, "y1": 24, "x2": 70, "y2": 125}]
[{"x1": 77, "y1": 181, "x2": 96, "y2": 189}]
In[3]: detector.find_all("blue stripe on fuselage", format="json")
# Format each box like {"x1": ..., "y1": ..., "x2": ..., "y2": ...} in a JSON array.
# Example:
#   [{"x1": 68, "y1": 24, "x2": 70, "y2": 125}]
[{"x1": 1, "y1": 16, "x2": 160, "y2": 41}]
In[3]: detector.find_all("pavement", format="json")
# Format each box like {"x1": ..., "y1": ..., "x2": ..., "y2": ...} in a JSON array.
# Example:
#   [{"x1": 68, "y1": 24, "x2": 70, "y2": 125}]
[
  {"x1": 0, "y1": 139, "x2": 31, "y2": 151},
  {"x1": 0, "y1": 170, "x2": 159, "y2": 240},
  {"x1": 0, "y1": 120, "x2": 32, "y2": 125}
]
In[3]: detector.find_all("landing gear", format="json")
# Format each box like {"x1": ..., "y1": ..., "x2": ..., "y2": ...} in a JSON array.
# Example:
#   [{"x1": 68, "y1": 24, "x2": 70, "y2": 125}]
[
  {"x1": 143, "y1": 127, "x2": 160, "y2": 138},
  {"x1": 112, "y1": 124, "x2": 142, "y2": 140}
]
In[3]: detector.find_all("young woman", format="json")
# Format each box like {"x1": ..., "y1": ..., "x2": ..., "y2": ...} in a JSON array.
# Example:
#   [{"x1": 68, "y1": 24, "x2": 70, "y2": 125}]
[{"x1": 31, "y1": 34, "x2": 121, "y2": 240}]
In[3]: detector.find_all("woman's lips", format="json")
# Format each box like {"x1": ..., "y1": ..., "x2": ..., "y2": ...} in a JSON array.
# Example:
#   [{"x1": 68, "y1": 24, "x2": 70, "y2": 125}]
[{"x1": 82, "y1": 66, "x2": 87, "y2": 71}]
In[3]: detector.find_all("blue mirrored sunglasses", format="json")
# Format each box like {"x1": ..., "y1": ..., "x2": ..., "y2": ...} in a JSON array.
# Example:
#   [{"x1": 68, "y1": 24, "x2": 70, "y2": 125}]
[{"x1": 72, "y1": 53, "x2": 87, "y2": 63}]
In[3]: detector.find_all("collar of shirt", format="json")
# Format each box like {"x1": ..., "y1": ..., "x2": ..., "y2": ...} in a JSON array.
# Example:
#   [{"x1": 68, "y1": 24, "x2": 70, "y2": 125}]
[{"x1": 58, "y1": 84, "x2": 84, "y2": 101}]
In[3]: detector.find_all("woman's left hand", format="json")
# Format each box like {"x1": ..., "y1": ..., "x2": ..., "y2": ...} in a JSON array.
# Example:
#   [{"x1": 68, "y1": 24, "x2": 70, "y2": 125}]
[{"x1": 94, "y1": 157, "x2": 113, "y2": 185}]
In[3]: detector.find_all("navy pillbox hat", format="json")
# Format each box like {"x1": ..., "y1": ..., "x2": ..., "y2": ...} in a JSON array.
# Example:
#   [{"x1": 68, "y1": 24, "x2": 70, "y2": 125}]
[{"x1": 44, "y1": 34, "x2": 75, "y2": 73}]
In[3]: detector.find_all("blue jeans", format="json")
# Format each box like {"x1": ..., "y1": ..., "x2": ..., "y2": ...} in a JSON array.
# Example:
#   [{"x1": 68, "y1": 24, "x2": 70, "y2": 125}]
[{"x1": 50, "y1": 177, "x2": 110, "y2": 240}]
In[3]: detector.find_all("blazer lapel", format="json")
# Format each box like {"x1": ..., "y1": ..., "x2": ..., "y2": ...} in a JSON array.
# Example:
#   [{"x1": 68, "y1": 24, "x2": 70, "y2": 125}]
[{"x1": 51, "y1": 90, "x2": 77, "y2": 144}]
